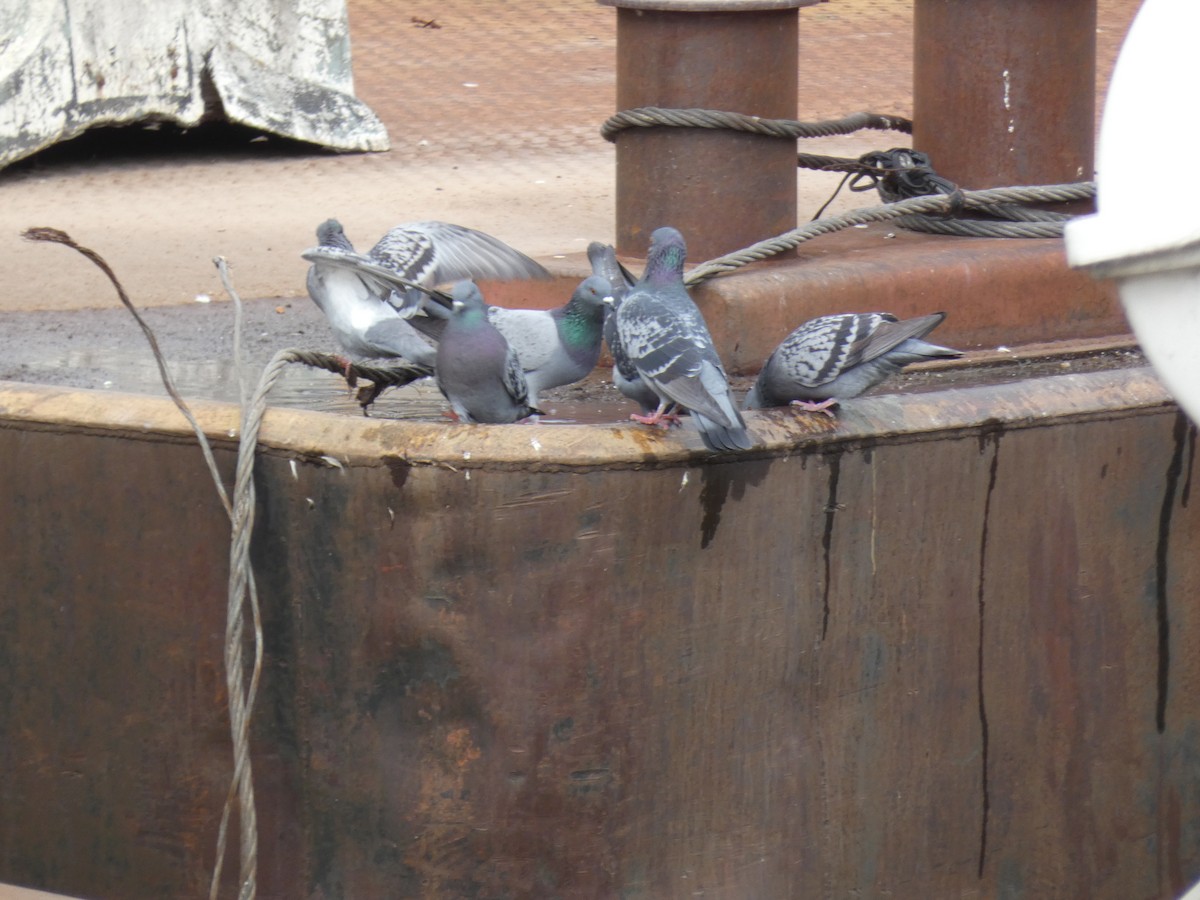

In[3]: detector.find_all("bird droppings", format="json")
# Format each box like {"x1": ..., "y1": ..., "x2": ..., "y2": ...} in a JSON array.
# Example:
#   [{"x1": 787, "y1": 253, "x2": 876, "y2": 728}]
[
  {"x1": 319, "y1": 454, "x2": 344, "y2": 469},
  {"x1": 194, "y1": 293, "x2": 212, "y2": 303},
  {"x1": 289, "y1": 458, "x2": 299, "y2": 480}
]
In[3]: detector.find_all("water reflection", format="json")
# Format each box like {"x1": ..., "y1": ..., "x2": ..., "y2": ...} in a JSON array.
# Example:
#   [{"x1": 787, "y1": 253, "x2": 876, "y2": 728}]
[{"x1": 32, "y1": 348, "x2": 639, "y2": 425}]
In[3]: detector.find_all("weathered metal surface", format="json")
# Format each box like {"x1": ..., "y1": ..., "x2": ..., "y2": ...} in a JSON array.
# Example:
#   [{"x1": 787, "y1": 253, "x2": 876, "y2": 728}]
[
  {"x1": 1, "y1": 364, "x2": 1198, "y2": 898},
  {"x1": 0, "y1": 0, "x2": 389, "y2": 170},
  {"x1": 912, "y1": 0, "x2": 1097, "y2": 190},
  {"x1": 603, "y1": 1, "x2": 806, "y2": 260}
]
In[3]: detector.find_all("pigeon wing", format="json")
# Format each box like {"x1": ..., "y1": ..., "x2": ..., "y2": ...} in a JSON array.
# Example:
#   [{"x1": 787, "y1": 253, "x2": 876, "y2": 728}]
[
  {"x1": 619, "y1": 294, "x2": 733, "y2": 425},
  {"x1": 370, "y1": 222, "x2": 551, "y2": 286},
  {"x1": 502, "y1": 343, "x2": 534, "y2": 411}
]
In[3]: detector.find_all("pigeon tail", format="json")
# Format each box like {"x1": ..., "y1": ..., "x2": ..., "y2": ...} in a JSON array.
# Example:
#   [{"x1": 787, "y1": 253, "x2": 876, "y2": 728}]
[{"x1": 693, "y1": 414, "x2": 755, "y2": 452}]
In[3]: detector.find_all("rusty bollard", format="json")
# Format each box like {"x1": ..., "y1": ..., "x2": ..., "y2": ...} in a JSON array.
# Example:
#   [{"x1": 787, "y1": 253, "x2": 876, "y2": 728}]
[
  {"x1": 913, "y1": 0, "x2": 1098, "y2": 190},
  {"x1": 600, "y1": 0, "x2": 817, "y2": 260}
]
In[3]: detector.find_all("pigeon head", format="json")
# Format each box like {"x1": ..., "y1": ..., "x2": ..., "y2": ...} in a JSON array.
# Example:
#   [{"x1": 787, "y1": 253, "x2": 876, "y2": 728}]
[
  {"x1": 566, "y1": 275, "x2": 614, "y2": 316},
  {"x1": 644, "y1": 226, "x2": 687, "y2": 284},
  {"x1": 558, "y1": 274, "x2": 613, "y2": 353},
  {"x1": 316, "y1": 218, "x2": 354, "y2": 252},
  {"x1": 449, "y1": 281, "x2": 488, "y2": 319}
]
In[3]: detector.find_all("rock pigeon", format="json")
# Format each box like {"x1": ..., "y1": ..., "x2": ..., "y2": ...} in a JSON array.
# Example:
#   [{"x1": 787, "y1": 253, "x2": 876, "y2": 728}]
[
  {"x1": 303, "y1": 219, "x2": 438, "y2": 371},
  {"x1": 410, "y1": 274, "x2": 614, "y2": 408},
  {"x1": 612, "y1": 226, "x2": 754, "y2": 452},
  {"x1": 435, "y1": 281, "x2": 540, "y2": 424},
  {"x1": 743, "y1": 311, "x2": 962, "y2": 412},
  {"x1": 589, "y1": 242, "x2": 664, "y2": 416},
  {"x1": 365, "y1": 220, "x2": 552, "y2": 313},
  {"x1": 302, "y1": 219, "x2": 550, "y2": 314}
]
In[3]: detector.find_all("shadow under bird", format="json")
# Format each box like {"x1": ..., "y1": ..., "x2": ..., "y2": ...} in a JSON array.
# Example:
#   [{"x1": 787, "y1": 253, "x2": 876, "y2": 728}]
[
  {"x1": 436, "y1": 281, "x2": 540, "y2": 424},
  {"x1": 410, "y1": 274, "x2": 614, "y2": 409},
  {"x1": 301, "y1": 218, "x2": 552, "y2": 369},
  {"x1": 742, "y1": 311, "x2": 963, "y2": 412},
  {"x1": 610, "y1": 226, "x2": 754, "y2": 453}
]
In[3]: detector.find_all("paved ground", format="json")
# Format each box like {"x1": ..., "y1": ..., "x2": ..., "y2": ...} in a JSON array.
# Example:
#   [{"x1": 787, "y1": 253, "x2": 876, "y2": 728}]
[{"x1": 0, "y1": 0, "x2": 1140, "y2": 324}]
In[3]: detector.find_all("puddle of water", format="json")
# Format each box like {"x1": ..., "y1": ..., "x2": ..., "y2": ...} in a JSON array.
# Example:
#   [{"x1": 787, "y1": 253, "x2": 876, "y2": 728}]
[{"x1": 23, "y1": 347, "x2": 641, "y2": 426}]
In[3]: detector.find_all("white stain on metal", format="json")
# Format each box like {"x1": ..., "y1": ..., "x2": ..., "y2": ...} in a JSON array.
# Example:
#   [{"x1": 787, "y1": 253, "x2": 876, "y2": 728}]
[{"x1": 1002, "y1": 69, "x2": 1016, "y2": 144}]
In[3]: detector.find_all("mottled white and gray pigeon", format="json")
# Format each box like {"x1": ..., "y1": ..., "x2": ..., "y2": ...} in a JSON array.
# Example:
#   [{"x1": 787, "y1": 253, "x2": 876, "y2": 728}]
[
  {"x1": 365, "y1": 220, "x2": 552, "y2": 313},
  {"x1": 589, "y1": 241, "x2": 663, "y2": 416},
  {"x1": 303, "y1": 219, "x2": 438, "y2": 371},
  {"x1": 303, "y1": 218, "x2": 550, "y2": 313},
  {"x1": 613, "y1": 226, "x2": 754, "y2": 452},
  {"x1": 743, "y1": 312, "x2": 962, "y2": 412},
  {"x1": 410, "y1": 274, "x2": 614, "y2": 408},
  {"x1": 435, "y1": 281, "x2": 540, "y2": 424}
]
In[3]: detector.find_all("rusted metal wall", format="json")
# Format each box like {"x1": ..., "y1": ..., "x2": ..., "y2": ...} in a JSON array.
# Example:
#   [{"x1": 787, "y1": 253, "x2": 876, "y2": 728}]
[{"x1": 1, "y1": 369, "x2": 1199, "y2": 898}]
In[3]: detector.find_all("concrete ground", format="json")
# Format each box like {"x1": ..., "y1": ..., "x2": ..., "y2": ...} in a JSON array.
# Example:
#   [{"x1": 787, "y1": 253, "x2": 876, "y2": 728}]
[{"x1": 0, "y1": 0, "x2": 1140, "y2": 320}]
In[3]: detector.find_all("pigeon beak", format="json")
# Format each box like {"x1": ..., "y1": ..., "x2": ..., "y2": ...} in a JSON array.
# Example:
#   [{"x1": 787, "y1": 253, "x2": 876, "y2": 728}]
[
  {"x1": 602, "y1": 296, "x2": 615, "y2": 307},
  {"x1": 452, "y1": 299, "x2": 466, "y2": 312}
]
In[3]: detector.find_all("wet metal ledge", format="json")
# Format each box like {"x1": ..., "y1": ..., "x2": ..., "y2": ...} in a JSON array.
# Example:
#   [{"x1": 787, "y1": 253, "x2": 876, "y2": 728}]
[{"x1": 0, "y1": 361, "x2": 1173, "y2": 470}]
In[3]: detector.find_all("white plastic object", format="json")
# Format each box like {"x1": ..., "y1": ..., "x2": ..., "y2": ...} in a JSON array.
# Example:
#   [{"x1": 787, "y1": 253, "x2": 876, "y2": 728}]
[{"x1": 1065, "y1": 0, "x2": 1200, "y2": 423}]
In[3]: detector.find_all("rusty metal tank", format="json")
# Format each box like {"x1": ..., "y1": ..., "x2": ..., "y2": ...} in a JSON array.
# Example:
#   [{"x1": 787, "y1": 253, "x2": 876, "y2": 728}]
[{"x1": 2, "y1": 355, "x2": 1199, "y2": 898}]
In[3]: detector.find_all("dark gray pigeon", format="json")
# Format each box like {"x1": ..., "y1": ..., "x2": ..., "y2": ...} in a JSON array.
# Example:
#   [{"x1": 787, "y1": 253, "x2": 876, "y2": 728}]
[
  {"x1": 303, "y1": 219, "x2": 437, "y2": 371},
  {"x1": 613, "y1": 226, "x2": 754, "y2": 452},
  {"x1": 435, "y1": 281, "x2": 540, "y2": 424},
  {"x1": 743, "y1": 311, "x2": 962, "y2": 412},
  {"x1": 411, "y1": 274, "x2": 614, "y2": 408},
  {"x1": 589, "y1": 242, "x2": 663, "y2": 416}
]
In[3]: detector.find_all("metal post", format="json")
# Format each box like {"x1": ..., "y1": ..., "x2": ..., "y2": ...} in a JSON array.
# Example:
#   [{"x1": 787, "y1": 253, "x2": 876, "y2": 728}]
[
  {"x1": 600, "y1": 0, "x2": 814, "y2": 260},
  {"x1": 912, "y1": 0, "x2": 1097, "y2": 189}
]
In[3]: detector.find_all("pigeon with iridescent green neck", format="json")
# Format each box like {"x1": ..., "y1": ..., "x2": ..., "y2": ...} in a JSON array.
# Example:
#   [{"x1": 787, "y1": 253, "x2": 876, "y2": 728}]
[{"x1": 411, "y1": 275, "x2": 614, "y2": 408}]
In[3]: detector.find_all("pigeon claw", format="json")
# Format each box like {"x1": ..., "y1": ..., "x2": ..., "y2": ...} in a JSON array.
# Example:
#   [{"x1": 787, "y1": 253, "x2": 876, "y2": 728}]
[
  {"x1": 630, "y1": 408, "x2": 683, "y2": 429},
  {"x1": 789, "y1": 398, "x2": 838, "y2": 417}
]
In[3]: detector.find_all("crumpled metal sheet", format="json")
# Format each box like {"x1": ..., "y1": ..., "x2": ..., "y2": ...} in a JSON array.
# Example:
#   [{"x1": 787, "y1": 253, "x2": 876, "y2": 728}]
[{"x1": 0, "y1": 0, "x2": 390, "y2": 169}]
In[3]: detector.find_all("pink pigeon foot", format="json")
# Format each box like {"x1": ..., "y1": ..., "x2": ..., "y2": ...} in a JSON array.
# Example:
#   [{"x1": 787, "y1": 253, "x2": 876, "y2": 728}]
[
  {"x1": 630, "y1": 407, "x2": 683, "y2": 428},
  {"x1": 789, "y1": 398, "x2": 838, "y2": 417}
]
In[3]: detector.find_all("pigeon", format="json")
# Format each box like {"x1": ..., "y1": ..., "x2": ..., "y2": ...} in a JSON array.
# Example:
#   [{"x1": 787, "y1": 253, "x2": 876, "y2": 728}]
[
  {"x1": 612, "y1": 226, "x2": 754, "y2": 453},
  {"x1": 435, "y1": 281, "x2": 540, "y2": 424},
  {"x1": 303, "y1": 219, "x2": 551, "y2": 313},
  {"x1": 409, "y1": 274, "x2": 614, "y2": 408},
  {"x1": 588, "y1": 241, "x2": 663, "y2": 416},
  {"x1": 303, "y1": 219, "x2": 438, "y2": 371},
  {"x1": 742, "y1": 311, "x2": 962, "y2": 412},
  {"x1": 364, "y1": 220, "x2": 552, "y2": 313}
]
